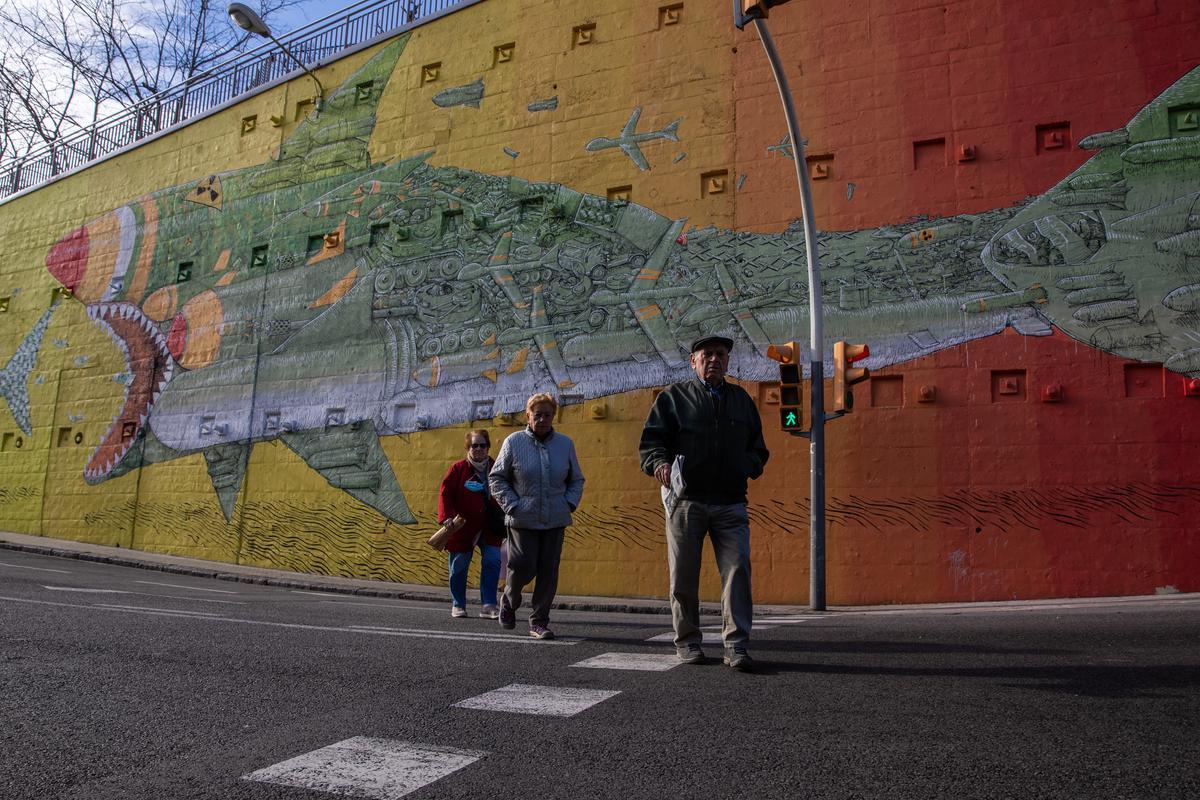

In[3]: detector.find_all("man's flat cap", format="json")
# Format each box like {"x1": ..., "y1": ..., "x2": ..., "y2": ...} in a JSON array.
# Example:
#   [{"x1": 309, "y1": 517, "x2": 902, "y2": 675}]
[{"x1": 690, "y1": 335, "x2": 734, "y2": 353}]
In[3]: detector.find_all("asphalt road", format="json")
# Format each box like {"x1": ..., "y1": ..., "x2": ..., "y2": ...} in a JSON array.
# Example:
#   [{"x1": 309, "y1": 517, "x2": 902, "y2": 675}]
[{"x1": 1, "y1": 549, "x2": 1197, "y2": 800}]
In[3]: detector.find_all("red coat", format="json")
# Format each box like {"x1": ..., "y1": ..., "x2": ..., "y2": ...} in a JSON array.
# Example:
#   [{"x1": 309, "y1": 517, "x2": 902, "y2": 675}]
[{"x1": 437, "y1": 458, "x2": 504, "y2": 551}]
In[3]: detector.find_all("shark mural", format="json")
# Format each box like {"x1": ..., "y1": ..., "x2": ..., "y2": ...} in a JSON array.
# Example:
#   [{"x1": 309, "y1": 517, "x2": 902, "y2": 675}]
[{"x1": 26, "y1": 35, "x2": 1200, "y2": 527}]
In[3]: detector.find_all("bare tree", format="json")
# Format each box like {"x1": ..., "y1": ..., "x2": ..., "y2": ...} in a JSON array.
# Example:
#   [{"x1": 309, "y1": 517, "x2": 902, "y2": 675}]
[{"x1": 0, "y1": 0, "x2": 297, "y2": 163}]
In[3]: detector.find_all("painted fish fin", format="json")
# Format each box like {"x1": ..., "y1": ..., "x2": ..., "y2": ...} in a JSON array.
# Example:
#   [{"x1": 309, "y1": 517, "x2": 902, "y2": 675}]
[
  {"x1": 0, "y1": 306, "x2": 55, "y2": 435},
  {"x1": 272, "y1": 268, "x2": 373, "y2": 355},
  {"x1": 203, "y1": 442, "x2": 250, "y2": 521},
  {"x1": 280, "y1": 420, "x2": 415, "y2": 524},
  {"x1": 270, "y1": 35, "x2": 411, "y2": 183}
]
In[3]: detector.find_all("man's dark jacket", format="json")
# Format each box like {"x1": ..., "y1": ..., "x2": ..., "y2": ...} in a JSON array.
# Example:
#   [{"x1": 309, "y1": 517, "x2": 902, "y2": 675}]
[{"x1": 639, "y1": 378, "x2": 770, "y2": 505}]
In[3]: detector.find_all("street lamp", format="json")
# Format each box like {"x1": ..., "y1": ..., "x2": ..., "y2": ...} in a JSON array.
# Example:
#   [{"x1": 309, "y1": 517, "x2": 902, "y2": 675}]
[
  {"x1": 227, "y1": 2, "x2": 325, "y2": 111},
  {"x1": 733, "y1": 0, "x2": 829, "y2": 611}
]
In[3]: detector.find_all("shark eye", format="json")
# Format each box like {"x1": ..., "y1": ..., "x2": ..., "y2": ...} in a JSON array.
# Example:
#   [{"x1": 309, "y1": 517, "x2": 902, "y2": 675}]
[{"x1": 165, "y1": 289, "x2": 223, "y2": 370}]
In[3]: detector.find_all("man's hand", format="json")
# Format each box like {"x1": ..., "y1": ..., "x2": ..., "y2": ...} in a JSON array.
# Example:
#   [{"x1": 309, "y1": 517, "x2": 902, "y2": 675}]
[{"x1": 654, "y1": 462, "x2": 672, "y2": 489}]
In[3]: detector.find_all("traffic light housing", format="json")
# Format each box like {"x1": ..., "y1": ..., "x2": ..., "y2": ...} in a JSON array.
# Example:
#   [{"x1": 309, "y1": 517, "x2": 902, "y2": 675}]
[
  {"x1": 767, "y1": 341, "x2": 804, "y2": 432},
  {"x1": 734, "y1": 0, "x2": 792, "y2": 29},
  {"x1": 833, "y1": 341, "x2": 870, "y2": 412}
]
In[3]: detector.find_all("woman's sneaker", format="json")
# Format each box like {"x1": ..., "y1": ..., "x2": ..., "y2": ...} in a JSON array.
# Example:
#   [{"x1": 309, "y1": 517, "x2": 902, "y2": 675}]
[
  {"x1": 498, "y1": 607, "x2": 516, "y2": 630},
  {"x1": 529, "y1": 625, "x2": 555, "y2": 640},
  {"x1": 451, "y1": 605, "x2": 467, "y2": 618},
  {"x1": 479, "y1": 604, "x2": 500, "y2": 619}
]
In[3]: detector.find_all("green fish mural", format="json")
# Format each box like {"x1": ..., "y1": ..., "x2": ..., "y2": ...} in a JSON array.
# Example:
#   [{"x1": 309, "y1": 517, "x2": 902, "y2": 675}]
[{"x1": 32, "y1": 35, "x2": 1200, "y2": 526}]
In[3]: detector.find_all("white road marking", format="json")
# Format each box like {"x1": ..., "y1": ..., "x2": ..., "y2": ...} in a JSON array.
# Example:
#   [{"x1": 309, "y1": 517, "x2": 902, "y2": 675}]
[
  {"x1": 140, "y1": 594, "x2": 247, "y2": 606},
  {"x1": 646, "y1": 630, "x2": 726, "y2": 644},
  {"x1": 42, "y1": 585, "x2": 244, "y2": 605},
  {"x1": 453, "y1": 683, "x2": 620, "y2": 717},
  {"x1": 570, "y1": 652, "x2": 680, "y2": 671},
  {"x1": 758, "y1": 616, "x2": 818, "y2": 623},
  {"x1": 702, "y1": 623, "x2": 777, "y2": 631},
  {"x1": 290, "y1": 590, "x2": 345, "y2": 597},
  {"x1": 0, "y1": 595, "x2": 578, "y2": 645},
  {"x1": 135, "y1": 580, "x2": 239, "y2": 594},
  {"x1": 320, "y1": 600, "x2": 447, "y2": 613},
  {"x1": 350, "y1": 624, "x2": 582, "y2": 646},
  {"x1": 0, "y1": 561, "x2": 71, "y2": 574},
  {"x1": 42, "y1": 586, "x2": 131, "y2": 594},
  {"x1": 242, "y1": 737, "x2": 485, "y2": 800},
  {"x1": 97, "y1": 604, "x2": 224, "y2": 618}
]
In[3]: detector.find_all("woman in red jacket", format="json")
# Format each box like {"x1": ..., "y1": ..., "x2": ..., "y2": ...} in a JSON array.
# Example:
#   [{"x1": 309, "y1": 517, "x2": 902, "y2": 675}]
[{"x1": 438, "y1": 429, "x2": 505, "y2": 618}]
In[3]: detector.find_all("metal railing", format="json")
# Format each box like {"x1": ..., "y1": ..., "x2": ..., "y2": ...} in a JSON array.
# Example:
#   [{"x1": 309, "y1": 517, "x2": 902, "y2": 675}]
[{"x1": 0, "y1": 0, "x2": 472, "y2": 200}]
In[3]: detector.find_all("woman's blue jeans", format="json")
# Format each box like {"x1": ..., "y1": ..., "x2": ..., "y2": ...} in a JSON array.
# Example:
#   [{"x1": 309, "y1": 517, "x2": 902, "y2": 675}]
[{"x1": 449, "y1": 543, "x2": 501, "y2": 608}]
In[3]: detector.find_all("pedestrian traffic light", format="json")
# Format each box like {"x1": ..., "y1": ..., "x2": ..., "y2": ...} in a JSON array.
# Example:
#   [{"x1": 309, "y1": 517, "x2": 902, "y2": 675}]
[
  {"x1": 833, "y1": 341, "x2": 870, "y2": 412},
  {"x1": 734, "y1": 0, "x2": 792, "y2": 29},
  {"x1": 767, "y1": 340, "x2": 803, "y2": 431}
]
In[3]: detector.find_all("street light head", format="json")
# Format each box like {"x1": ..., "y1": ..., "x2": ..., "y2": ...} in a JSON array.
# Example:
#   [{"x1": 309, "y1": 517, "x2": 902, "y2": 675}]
[{"x1": 228, "y1": 3, "x2": 271, "y2": 37}]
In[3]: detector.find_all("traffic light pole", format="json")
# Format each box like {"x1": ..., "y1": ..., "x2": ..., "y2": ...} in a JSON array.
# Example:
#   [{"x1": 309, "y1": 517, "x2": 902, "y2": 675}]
[{"x1": 748, "y1": 17, "x2": 828, "y2": 611}]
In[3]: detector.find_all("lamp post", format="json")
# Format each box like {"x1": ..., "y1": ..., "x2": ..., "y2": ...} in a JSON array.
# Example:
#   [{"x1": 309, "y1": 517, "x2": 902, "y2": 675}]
[
  {"x1": 733, "y1": 0, "x2": 828, "y2": 611},
  {"x1": 227, "y1": 2, "x2": 325, "y2": 110}
]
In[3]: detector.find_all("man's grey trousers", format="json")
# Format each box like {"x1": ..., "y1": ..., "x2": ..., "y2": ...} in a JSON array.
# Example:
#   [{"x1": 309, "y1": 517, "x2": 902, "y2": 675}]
[{"x1": 664, "y1": 496, "x2": 753, "y2": 648}]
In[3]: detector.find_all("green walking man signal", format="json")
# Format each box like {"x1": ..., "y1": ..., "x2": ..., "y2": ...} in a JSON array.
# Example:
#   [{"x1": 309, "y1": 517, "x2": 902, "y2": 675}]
[{"x1": 767, "y1": 340, "x2": 804, "y2": 433}]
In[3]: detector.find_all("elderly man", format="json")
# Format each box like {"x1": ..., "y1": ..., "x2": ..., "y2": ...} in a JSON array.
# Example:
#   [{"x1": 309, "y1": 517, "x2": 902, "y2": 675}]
[{"x1": 638, "y1": 335, "x2": 770, "y2": 670}]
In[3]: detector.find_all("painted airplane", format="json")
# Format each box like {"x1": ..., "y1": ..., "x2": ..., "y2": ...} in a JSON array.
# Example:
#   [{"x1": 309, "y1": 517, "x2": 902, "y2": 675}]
[
  {"x1": 17, "y1": 37, "x2": 1200, "y2": 528},
  {"x1": 584, "y1": 107, "x2": 682, "y2": 172}
]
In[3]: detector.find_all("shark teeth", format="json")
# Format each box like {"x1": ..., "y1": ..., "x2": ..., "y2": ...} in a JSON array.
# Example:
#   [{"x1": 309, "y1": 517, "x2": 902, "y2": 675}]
[{"x1": 82, "y1": 301, "x2": 177, "y2": 483}]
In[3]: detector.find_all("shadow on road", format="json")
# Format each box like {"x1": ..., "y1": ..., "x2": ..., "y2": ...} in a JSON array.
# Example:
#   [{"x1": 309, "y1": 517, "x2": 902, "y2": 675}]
[{"x1": 741, "y1": 657, "x2": 1200, "y2": 698}]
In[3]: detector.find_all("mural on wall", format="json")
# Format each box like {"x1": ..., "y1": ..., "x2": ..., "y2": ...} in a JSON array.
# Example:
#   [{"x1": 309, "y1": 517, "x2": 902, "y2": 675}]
[{"x1": 26, "y1": 33, "x2": 1200, "y2": 529}]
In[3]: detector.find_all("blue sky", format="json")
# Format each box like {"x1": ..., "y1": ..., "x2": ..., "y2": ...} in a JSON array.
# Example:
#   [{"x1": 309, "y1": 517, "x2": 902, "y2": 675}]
[{"x1": 272, "y1": 0, "x2": 356, "y2": 34}]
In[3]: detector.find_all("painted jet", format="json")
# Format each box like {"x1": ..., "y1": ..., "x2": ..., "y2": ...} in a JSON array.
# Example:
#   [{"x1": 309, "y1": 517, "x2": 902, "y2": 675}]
[{"x1": 584, "y1": 107, "x2": 682, "y2": 172}]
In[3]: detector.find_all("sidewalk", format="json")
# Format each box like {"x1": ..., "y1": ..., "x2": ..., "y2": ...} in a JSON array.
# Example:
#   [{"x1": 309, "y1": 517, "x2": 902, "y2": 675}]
[{"x1": 3, "y1": 529, "x2": 1193, "y2": 617}]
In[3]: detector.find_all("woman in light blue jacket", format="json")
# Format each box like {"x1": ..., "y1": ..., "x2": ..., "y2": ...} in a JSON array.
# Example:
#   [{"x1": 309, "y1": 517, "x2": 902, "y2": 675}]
[{"x1": 488, "y1": 393, "x2": 585, "y2": 640}]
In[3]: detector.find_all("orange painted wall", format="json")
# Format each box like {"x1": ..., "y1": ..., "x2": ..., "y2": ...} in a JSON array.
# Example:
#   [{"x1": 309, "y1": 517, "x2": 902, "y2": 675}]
[{"x1": 737, "y1": 0, "x2": 1200, "y2": 603}]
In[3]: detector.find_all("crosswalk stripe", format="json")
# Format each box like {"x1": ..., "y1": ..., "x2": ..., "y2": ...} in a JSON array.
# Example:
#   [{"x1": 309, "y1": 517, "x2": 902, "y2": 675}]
[
  {"x1": 646, "y1": 630, "x2": 726, "y2": 643},
  {"x1": 570, "y1": 652, "x2": 680, "y2": 671},
  {"x1": 349, "y1": 625, "x2": 583, "y2": 646},
  {"x1": 453, "y1": 683, "x2": 620, "y2": 717},
  {"x1": 242, "y1": 737, "x2": 486, "y2": 800}
]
